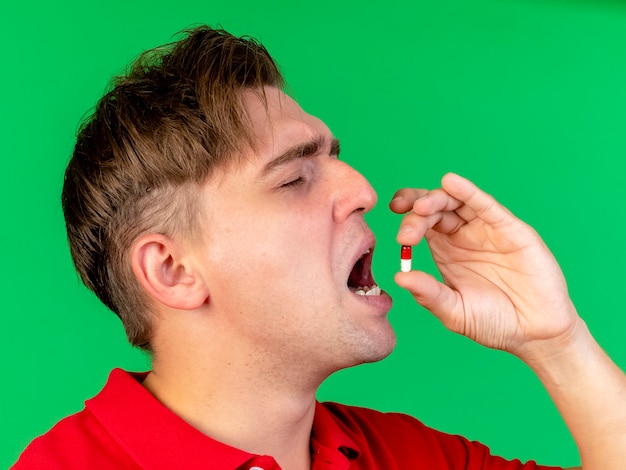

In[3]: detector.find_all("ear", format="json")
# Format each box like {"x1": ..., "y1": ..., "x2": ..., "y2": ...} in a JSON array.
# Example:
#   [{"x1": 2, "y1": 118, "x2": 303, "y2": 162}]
[{"x1": 131, "y1": 234, "x2": 209, "y2": 310}]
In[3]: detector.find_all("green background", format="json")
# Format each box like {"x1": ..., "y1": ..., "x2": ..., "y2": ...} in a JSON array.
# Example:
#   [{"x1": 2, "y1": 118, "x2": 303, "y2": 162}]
[{"x1": 3, "y1": 0, "x2": 626, "y2": 467}]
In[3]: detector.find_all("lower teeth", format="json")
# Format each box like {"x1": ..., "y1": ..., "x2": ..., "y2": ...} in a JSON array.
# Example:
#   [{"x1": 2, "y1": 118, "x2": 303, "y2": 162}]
[{"x1": 354, "y1": 285, "x2": 381, "y2": 296}]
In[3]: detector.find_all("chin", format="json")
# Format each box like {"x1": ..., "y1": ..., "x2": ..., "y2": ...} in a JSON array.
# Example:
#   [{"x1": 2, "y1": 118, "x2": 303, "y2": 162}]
[
  {"x1": 346, "y1": 328, "x2": 398, "y2": 369},
  {"x1": 365, "y1": 335, "x2": 397, "y2": 364}
]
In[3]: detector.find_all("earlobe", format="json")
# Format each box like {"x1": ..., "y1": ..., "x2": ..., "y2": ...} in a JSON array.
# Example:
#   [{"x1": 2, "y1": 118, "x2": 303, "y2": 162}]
[{"x1": 131, "y1": 234, "x2": 209, "y2": 310}]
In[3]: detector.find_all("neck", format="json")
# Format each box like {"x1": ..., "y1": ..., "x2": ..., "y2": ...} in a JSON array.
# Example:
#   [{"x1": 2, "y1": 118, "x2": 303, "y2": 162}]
[{"x1": 143, "y1": 340, "x2": 322, "y2": 469}]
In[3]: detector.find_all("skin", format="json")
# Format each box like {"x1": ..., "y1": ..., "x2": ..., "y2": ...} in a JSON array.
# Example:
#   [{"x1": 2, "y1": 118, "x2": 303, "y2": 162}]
[
  {"x1": 132, "y1": 86, "x2": 624, "y2": 469},
  {"x1": 391, "y1": 174, "x2": 625, "y2": 470},
  {"x1": 134, "y1": 87, "x2": 395, "y2": 469}
]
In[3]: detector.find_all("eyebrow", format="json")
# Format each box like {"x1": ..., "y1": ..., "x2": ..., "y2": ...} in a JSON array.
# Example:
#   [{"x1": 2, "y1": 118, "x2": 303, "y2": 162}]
[{"x1": 261, "y1": 136, "x2": 341, "y2": 176}]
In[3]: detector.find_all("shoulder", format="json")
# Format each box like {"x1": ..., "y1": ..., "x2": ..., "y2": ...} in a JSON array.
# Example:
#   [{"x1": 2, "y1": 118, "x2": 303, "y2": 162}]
[
  {"x1": 12, "y1": 370, "x2": 143, "y2": 469},
  {"x1": 319, "y1": 401, "x2": 449, "y2": 446},
  {"x1": 317, "y1": 402, "x2": 556, "y2": 469},
  {"x1": 321, "y1": 402, "x2": 426, "y2": 430},
  {"x1": 318, "y1": 401, "x2": 462, "y2": 461},
  {"x1": 12, "y1": 408, "x2": 136, "y2": 469}
]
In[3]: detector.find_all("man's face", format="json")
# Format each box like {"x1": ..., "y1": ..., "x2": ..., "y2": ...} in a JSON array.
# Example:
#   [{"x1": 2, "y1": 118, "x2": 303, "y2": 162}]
[{"x1": 193, "y1": 87, "x2": 395, "y2": 381}]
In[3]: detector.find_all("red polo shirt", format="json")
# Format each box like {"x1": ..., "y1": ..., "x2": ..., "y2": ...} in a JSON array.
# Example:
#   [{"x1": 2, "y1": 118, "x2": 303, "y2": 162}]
[{"x1": 13, "y1": 369, "x2": 562, "y2": 469}]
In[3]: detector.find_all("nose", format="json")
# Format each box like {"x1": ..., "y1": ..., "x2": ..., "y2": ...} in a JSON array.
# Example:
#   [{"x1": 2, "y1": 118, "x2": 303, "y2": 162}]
[{"x1": 331, "y1": 160, "x2": 378, "y2": 222}]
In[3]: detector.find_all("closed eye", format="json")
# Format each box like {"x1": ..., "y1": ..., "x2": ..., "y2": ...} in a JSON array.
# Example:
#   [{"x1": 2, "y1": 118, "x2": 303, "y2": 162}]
[{"x1": 279, "y1": 176, "x2": 306, "y2": 189}]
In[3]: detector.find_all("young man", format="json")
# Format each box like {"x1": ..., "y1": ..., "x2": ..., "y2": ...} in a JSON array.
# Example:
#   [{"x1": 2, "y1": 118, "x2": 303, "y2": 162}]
[{"x1": 13, "y1": 26, "x2": 625, "y2": 469}]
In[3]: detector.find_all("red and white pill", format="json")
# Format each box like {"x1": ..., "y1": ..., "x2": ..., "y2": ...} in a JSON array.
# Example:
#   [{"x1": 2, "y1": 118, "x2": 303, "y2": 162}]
[{"x1": 400, "y1": 245, "x2": 412, "y2": 272}]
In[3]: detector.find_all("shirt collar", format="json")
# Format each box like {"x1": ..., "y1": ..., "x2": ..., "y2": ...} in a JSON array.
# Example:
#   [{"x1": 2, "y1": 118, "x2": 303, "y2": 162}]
[
  {"x1": 311, "y1": 402, "x2": 360, "y2": 461},
  {"x1": 86, "y1": 368, "x2": 260, "y2": 469},
  {"x1": 86, "y1": 369, "x2": 360, "y2": 469}
]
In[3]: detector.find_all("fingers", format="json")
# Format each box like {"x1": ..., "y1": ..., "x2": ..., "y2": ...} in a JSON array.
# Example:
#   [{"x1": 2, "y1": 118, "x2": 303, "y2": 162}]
[
  {"x1": 390, "y1": 174, "x2": 517, "y2": 246},
  {"x1": 397, "y1": 210, "x2": 465, "y2": 246},
  {"x1": 394, "y1": 271, "x2": 463, "y2": 334},
  {"x1": 389, "y1": 188, "x2": 429, "y2": 214},
  {"x1": 440, "y1": 173, "x2": 512, "y2": 227},
  {"x1": 390, "y1": 187, "x2": 462, "y2": 215},
  {"x1": 392, "y1": 187, "x2": 466, "y2": 245}
]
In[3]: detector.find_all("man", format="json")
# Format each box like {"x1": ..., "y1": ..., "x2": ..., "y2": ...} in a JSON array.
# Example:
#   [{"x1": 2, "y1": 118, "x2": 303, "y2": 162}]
[{"x1": 13, "y1": 25, "x2": 625, "y2": 469}]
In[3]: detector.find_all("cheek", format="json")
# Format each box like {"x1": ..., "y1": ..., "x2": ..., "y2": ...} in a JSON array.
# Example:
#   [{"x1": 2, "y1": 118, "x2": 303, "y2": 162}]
[
  {"x1": 204, "y1": 197, "x2": 334, "y2": 303},
  {"x1": 207, "y1": 240, "x2": 316, "y2": 335},
  {"x1": 206, "y1": 221, "x2": 306, "y2": 295}
]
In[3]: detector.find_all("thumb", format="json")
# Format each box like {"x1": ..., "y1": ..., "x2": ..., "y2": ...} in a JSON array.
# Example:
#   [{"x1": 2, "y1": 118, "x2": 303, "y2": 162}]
[{"x1": 394, "y1": 271, "x2": 463, "y2": 333}]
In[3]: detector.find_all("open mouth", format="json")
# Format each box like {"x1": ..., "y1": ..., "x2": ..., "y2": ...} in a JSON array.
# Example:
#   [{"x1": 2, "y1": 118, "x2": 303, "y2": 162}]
[{"x1": 348, "y1": 248, "x2": 382, "y2": 296}]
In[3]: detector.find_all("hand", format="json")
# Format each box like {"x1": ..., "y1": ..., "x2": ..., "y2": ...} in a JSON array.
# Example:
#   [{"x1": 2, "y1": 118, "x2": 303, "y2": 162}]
[{"x1": 390, "y1": 173, "x2": 580, "y2": 357}]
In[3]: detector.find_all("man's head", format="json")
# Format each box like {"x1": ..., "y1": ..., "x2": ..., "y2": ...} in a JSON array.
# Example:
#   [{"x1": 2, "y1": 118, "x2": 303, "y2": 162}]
[
  {"x1": 63, "y1": 26, "x2": 395, "y2": 373},
  {"x1": 169, "y1": 86, "x2": 395, "y2": 380},
  {"x1": 62, "y1": 26, "x2": 283, "y2": 350}
]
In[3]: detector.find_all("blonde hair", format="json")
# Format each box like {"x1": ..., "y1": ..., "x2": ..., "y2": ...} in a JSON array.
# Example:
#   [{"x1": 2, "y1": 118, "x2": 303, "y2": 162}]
[{"x1": 62, "y1": 26, "x2": 283, "y2": 350}]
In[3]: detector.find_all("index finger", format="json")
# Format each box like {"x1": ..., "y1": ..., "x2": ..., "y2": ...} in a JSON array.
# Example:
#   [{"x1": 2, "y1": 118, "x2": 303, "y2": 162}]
[
  {"x1": 389, "y1": 188, "x2": 429, "y2": 214},
  {"x1": 441, "y1": 173, "x2": 512, "y2": 227}
]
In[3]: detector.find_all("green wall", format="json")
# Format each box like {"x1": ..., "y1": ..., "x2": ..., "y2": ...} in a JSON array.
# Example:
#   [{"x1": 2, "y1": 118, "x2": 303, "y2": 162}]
[{"x1": 3, "y1": 0, "x2": 626, "y2": 467}]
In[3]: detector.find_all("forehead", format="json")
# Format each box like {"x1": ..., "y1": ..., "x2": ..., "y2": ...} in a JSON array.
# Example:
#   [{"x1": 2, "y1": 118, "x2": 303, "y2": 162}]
[{"x1": 242, "y1": 87, "x2": 330, "y2": 160}]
